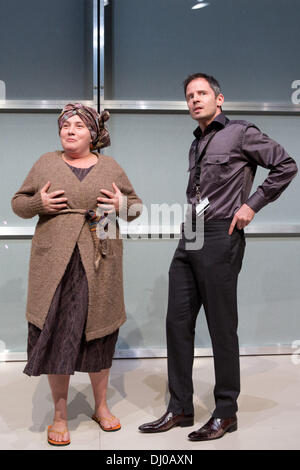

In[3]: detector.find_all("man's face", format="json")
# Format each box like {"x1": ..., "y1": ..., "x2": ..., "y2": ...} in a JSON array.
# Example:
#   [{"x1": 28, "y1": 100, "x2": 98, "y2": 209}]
[{"x1": 185, "y1": 78, "x2": 224, "y2": 126}]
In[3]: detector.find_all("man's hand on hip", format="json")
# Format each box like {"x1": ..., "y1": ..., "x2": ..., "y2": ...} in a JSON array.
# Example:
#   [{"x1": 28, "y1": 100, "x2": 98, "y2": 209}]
[{"x1": 228, "y1": 204, "x2": 255, "y2": 235}]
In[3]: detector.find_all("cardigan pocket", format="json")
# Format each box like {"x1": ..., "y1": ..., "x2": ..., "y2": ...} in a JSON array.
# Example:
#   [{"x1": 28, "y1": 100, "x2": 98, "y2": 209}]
[{"x1": 31, "y1": 238, "x2": 52, "y2": 255}]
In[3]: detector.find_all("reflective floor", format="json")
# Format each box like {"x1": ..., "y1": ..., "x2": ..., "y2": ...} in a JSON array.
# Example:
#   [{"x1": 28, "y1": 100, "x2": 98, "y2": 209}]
[{"x1": 0, "y1": 355, "x2": 299, "y2": 450}]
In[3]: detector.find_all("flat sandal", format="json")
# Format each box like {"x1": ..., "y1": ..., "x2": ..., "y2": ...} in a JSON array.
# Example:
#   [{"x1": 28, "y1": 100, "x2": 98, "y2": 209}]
[
  {"x1": 92, "y1": 414, "x2": 121, "y2": 432},
  {"x1": 47, "y1": 425, "x2": 71, "y2": 446}
]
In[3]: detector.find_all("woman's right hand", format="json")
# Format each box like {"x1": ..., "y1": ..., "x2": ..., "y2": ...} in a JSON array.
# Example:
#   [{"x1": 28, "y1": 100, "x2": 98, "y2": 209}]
[{"x1": 40, "y1": 181, "x2": 68, "y2": 213}]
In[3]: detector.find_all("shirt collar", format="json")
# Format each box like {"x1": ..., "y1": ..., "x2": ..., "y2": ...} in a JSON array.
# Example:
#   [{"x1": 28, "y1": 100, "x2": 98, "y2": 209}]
[{"x1": 193, "y1": 112, "x2": 228, "y2": 139}]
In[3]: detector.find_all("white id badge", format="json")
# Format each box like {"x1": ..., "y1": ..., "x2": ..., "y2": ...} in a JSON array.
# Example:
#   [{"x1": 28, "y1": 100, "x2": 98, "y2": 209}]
[{"x1": 195, "y1": 197, "x2": 210, "y2": 216}]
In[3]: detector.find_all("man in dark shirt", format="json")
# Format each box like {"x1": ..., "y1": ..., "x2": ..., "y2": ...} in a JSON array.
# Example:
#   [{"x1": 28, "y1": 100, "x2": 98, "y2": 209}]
[{"x1": 139, "y1": 73, "x2": 298, "y2": 441}]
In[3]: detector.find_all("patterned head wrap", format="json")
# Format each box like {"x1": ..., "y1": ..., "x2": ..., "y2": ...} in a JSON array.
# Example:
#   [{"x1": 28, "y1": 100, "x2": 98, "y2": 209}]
[{"x1": 58, "y1": 103, "x2": 110, "y2": 150}]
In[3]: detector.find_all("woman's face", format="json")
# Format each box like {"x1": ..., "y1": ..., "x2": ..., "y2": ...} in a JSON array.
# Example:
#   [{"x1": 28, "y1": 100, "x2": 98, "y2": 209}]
[{"x1": 60, "y1": 114, "x2": 92, "y2": 156}]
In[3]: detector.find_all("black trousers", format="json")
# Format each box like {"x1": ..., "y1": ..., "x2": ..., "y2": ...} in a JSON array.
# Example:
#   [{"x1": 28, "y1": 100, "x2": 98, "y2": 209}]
[{"x1": 166, "y1": 219, "x2": 246, "y2": 419}]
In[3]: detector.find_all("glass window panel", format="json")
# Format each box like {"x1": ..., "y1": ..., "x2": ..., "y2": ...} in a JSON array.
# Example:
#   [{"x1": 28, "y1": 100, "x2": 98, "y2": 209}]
[
  {"x1": 2, "y1": 112, "x2": 299, "y2": 227},
  {"x1": 105, "y1": 113, "x2": 300, "y2": 225},
  {"x1": 0, "y1": 240, "x2": 31, "y2": 353},
  {"x1": 120, "y1": 237, "x2": 300, "y2": 350},
  {"x1": 0, "y1": 113, "x2": 61, "y2": 227},
  {"x1": 0, "y1": 0, "x2": 94, "y2": 100},
  {"x1": 238, "y1": 238, "x2": 300, "y2": 347},
  {"x1": 104, "y1": 0, "x2": 299, "y2": 103},
  {"x1": 2, "y1": 238, "x2": 299, "y2": 354}
]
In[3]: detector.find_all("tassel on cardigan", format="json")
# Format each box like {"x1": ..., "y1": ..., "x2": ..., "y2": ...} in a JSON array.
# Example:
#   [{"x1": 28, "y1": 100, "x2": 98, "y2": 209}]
[{"x1": 85, "y1": 209, "x2": 110, "y2": 270}]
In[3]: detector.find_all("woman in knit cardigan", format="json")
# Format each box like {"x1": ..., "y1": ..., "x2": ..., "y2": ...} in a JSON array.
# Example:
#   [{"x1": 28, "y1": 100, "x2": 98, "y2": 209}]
[{"x1": 11, "y1": 103, "x2": 142, "y2": 446}]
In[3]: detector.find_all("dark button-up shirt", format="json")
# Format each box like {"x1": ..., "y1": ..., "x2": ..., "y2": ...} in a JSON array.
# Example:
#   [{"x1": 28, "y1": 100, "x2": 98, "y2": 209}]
[{"x1": 186, "y1": 112, "x2": 298, "y2": 221}]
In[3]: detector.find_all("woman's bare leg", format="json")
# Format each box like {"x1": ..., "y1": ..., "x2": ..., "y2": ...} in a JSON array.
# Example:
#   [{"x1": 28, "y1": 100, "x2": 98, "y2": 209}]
[
  {"x1": 89, "y1": 369, "x2": 120, "y2": 429},
  {"x1": 47, "y1": 374, "x2": 70, "y2": 442}
]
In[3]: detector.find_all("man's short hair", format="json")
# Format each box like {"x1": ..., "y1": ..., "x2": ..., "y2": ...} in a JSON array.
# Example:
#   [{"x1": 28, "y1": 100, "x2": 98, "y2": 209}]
[{"x1": 183, "y1": 73, "x2": 222, "y2": 97}]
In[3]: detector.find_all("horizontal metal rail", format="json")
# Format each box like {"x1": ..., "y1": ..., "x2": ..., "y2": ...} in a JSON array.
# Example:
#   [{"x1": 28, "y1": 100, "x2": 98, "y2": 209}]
[
  {"x1": 1, "y1": 224, "x2": 300, "y2": 239},
  {"x1": 1, "y1": 100, "x2": 300, "y2": 114},
  {"x1": 0, "y1": 344, "x2": 297, "y2": 362}
]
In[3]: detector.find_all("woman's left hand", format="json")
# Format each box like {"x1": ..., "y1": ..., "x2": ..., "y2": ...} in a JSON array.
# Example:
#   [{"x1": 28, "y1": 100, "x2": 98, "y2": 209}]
[{"x1": 97, "y1": 182, "x2": 124, "y2": 214}]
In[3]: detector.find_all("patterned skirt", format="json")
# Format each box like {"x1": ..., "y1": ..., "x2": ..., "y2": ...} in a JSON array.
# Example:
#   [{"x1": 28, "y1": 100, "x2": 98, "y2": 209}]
[{"x1": 23, "y1": 244, "x2": 119, "y2": 376}]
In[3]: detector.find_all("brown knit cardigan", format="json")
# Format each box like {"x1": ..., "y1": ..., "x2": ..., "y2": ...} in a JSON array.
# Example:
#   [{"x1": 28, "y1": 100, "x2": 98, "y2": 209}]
[{"x1": 11, "y1": 151, "x2": 142, "y2": 341}]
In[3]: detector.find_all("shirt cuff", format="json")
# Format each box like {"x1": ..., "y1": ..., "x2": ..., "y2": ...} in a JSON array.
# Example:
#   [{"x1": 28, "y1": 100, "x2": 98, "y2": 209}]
[{"x1": 245, "y1": 192, "x2": 267, "y2": 213}]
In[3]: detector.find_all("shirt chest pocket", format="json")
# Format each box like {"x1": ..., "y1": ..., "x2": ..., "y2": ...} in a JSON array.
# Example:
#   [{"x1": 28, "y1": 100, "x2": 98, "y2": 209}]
[{"x1": 202, "y1": 154, "x2": 230, "y2": 183}]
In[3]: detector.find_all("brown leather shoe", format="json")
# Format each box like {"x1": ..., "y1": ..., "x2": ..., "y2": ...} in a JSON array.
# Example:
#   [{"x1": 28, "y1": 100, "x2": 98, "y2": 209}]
[
  {"x1": 188, "y1": 415, "x2": 237, "y2": 441},
  {"x1": 138, "y1": 411, "x2": 194, "y2": 433}
]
